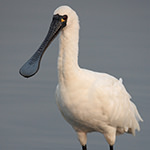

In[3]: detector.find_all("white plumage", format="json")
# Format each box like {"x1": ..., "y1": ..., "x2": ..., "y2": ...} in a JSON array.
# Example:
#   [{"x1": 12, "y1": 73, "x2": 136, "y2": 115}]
[
  {"x1": 20, "y1": 5, "x2": 143, "y2": 150},
  {"x1": 54, "y1": 6, "x2": 143, "y2": 149}
]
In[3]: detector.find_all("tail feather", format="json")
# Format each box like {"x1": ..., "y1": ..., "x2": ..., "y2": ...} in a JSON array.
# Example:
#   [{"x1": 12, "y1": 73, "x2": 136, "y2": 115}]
[
  {"x1": 130, "y1": 101, "x2": 143, "y2": 135},
  {"x1": 130, "y1": 101, "x2": 143, "y2": 122}
]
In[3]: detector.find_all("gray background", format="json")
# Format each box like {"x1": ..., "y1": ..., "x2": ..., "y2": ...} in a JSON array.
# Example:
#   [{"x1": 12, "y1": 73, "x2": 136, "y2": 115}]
[{"x1": 0, "y1": 0, "x2": 149, "y2": 150}]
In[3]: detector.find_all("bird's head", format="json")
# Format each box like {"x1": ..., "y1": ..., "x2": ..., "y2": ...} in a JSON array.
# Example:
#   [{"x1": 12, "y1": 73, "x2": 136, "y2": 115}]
[{"x1": 19, "y1": 5, "x2": 78, "y2": 78}]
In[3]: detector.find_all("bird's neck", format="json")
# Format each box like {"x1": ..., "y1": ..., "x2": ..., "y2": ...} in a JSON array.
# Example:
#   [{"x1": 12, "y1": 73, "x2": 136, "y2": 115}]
[{"x1": 57, "y1": 22, "x2": 80, "y2": 85}]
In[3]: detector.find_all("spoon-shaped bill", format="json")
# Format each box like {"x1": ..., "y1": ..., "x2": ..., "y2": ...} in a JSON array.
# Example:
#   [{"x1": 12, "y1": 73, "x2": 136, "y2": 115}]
[{"x1": 19, "y1": 14, "x2": 67, "y2": 78}]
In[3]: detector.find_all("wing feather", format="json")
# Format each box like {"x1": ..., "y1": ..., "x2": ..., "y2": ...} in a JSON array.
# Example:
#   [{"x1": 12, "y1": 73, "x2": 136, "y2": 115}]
[{"x1": 92, "y1": 74, "x2": 143, "y2": 135}]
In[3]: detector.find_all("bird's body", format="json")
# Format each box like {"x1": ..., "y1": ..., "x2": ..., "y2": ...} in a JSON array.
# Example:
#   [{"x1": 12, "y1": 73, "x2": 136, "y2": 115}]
[
  {"x1": 54, "y1": 6, "x2": 142, "y2": 147},
  {"x1": 20, "y1": 5, "x2": 143, "y2": 150},
  {"x1": 56, "y1": 69, "x2": 140, "y2": 145}
]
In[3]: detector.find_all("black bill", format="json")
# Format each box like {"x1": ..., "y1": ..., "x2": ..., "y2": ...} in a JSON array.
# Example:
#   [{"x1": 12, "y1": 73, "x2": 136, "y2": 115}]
[{"x1": 19, "y1": 14, "x2": 67, "y2": 78}]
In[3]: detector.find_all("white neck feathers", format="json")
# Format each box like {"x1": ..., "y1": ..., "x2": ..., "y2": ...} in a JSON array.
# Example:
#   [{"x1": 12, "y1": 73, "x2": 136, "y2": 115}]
[{"x1": 57, "y1": 15, "x2": 80, "y2": 84}]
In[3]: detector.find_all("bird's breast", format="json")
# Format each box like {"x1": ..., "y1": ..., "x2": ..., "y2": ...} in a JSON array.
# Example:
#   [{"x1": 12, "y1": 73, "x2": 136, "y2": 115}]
[{"x1": 55, "y1": 79, "x2": 108, "y2": 132}]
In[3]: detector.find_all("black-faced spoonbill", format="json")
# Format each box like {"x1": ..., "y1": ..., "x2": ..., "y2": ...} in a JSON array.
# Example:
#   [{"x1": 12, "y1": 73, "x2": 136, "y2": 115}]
[{"x1": 19, "y1": 5, "x2": 143, "y2": 150}]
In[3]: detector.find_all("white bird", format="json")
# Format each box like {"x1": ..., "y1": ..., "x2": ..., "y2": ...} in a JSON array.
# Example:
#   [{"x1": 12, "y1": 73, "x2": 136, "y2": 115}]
[{"x1": 19, "y1": 5, "x2": 143, "y2": 150}]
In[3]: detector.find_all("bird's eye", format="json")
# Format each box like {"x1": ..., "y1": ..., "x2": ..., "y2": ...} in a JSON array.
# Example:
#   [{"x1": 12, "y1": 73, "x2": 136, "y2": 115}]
[
  {"x1": 63, "y1": 15, "x2": 68, "y2": 21},
  {"x1": 61, "y1": 15, "x2": 68, "y2": 23}
]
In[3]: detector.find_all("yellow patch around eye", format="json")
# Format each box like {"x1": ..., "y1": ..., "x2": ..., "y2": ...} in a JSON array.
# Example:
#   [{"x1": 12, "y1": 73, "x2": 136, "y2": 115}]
[{"x1": 61, "y1": 18, "x2": 65, "y2": 22}]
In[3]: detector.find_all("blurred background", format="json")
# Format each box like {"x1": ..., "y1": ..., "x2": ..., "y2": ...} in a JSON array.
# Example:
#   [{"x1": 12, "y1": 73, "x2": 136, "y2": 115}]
[{"x1": 0, "y1": 0, "x2": 149, "y2": 150}]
